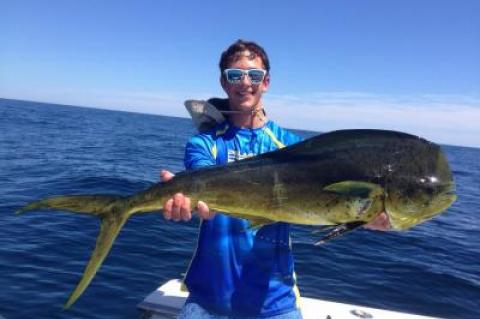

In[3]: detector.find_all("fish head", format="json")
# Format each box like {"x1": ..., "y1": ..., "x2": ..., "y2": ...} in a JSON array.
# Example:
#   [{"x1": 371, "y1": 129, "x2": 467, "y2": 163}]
[{"x1": 384, "y1": 147, "x2": 457, "y2": 231}]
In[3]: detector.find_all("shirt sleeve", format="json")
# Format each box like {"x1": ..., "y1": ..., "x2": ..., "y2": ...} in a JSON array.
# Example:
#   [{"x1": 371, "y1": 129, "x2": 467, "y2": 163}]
[{"x1": 184, "y1": 134, "x2": 216, "y2": 170}]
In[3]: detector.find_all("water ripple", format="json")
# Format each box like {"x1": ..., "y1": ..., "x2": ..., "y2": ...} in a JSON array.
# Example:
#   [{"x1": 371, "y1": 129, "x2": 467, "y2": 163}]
[{"x1": 1, "y1": 99, "x2": 479, "y2": 319}]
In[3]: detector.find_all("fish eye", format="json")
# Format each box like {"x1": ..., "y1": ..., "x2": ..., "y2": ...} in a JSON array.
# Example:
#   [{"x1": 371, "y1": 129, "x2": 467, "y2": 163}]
[{"x1": 418, "y1": 176, "x2": 440, "y2": 186}]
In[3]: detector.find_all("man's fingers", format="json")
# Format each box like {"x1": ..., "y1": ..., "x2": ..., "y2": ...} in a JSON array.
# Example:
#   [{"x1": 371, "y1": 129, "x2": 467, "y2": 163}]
[
  {"x1": 180, "y1": 197, "x2": 192, "y2": 221},
  {"x1": 197, "y1": 201, "x2": 215, "y2": 220},
  {"x1": 172, "y1": 193, "x2": 184, "y2": 221},
  {"x1": 163, "y1": 194, "x2": 212, "y2": 223},
  {"x1": 160, "y1": 170, "x2": 178, "y2": 221},
  {"x1": 160, "y1": 169, "x2": 175, "y2": 182},
  {"x1": 163, "y1": 198, "x2": 173, "y2": 220}
]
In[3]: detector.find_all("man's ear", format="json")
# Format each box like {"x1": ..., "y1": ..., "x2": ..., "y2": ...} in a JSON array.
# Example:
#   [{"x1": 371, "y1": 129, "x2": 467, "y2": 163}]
[
  {"x1": 262, "y1": 74, "x2": 270, "y2": 92},
  {"x1": 220, "y1": 75, "x2": 227, "y2": 91}
]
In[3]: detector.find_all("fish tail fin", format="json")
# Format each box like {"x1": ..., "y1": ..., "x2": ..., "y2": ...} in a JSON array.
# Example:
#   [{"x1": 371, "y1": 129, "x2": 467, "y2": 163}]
[
  {"x1": 64, "y1": 211, "x2": 129, "y2": 309},
  {"x1": 16, "y1": 195, "x2": 125, "y2": 216},
  {"x1": 17, "y1": 195, "x2": 132, "y2": 309}
]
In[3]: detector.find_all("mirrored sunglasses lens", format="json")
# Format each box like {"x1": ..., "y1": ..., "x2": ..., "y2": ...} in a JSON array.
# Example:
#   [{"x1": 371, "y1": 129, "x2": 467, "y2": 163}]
[
  {"x1": 247, "y1": 70, "x2": 265, "y2": 83},
  {"x1": 226, "y1": 70, "x2": 243, "y2": 83}
]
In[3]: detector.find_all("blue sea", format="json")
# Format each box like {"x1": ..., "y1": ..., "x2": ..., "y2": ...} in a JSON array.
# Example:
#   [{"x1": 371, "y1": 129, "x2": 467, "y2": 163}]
[{"x1": 0, "y1": 98, "x2": 479, "y2": 319}]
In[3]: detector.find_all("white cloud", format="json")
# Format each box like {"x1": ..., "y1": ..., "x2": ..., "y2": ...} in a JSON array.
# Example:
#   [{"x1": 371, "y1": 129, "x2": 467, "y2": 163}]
[
  {"x1": 265, "y1": 92, "x2": 480, "y2": 148},
  {"x1": 1, "y1": 87, "x2": 194, "y2": 118},
  {"x1": 2, "y1": 88, "x2": 479, "y2": 147}
]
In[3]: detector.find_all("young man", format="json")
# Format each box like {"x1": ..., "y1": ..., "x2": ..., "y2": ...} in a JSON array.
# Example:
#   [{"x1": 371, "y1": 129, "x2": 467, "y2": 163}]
[{"x1": 161, "y1": 40, "x2": 390, "y2": 318}]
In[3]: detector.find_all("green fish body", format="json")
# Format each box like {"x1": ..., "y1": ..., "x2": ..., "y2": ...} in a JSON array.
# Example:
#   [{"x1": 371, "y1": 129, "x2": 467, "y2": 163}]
[{"x1": 17, "y1": 129, "x2": 456, "y2": 308}]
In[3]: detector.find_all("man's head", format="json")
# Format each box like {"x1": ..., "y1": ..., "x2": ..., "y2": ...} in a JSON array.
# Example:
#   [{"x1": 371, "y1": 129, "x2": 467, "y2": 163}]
[{"x1": 219, "y1": 40, "x2": 270, "y2": 112}]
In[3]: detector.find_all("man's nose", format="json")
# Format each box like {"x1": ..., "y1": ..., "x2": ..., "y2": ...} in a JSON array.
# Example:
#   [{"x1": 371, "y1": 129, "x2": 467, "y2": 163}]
[{"x1": 239, "y1": 74, "x2": 252, "y2": 85}]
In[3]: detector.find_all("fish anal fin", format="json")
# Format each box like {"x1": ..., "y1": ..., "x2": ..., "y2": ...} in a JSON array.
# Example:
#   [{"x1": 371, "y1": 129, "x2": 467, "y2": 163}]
[
  {"x1": 311, "y1": 225, "x2": 336, "y2": 235},
  {"x1": 213, "y1": 209, "x2": 274, "y2": 231},
  {"x1": 314, "y1": 221, "x2": 365, "y2": 246},
  {"x1": 248, "y1": 217, "x2": 274, "y2": 231}
]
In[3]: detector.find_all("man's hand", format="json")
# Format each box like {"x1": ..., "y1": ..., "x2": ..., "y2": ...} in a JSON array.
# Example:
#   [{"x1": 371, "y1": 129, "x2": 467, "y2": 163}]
[
  {"x1": 160, "y1": 170, "x2": 215, "y2": 221},
  {"x1": 364, "y1": 212, "x2": 391, "y2": 231}
]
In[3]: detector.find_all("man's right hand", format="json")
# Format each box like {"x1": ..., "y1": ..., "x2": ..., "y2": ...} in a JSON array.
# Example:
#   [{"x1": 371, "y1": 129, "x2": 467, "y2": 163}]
[{"x1": 160, "y1": 170, "x2": 215, "y2": 221}]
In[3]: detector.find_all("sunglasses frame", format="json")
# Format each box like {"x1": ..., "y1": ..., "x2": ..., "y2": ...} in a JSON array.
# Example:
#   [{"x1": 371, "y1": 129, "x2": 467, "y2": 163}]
[{"x1": 223, "y1": 68, "x2": 267, "y2": 85}]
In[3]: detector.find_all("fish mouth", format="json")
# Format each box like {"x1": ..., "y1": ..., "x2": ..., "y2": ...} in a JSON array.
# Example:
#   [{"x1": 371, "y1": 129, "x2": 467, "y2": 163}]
[
  {"x1": 444, "y1": 181, "x2": 456, "y2": 194},
  {"x1": 441, "y1": 184, "x2": 457, "y2": 207}
]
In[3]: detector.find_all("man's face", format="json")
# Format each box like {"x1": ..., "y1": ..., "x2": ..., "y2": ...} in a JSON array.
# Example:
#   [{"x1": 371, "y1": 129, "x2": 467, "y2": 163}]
[{"x1": 220, "y1": 51, "x2": 270, "y2": 112}]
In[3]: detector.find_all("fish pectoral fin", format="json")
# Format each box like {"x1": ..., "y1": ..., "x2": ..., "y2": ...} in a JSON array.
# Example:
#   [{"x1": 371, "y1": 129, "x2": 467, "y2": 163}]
[
  {"x1": 64, "y1": 212, "x2": 129, "y2": 309},
  {"x1": 314, "y1": 221, "x2": 365, "y2": 246},
  {"x1": 323, "y1": 181, "x2": 383, "y2": 198}
]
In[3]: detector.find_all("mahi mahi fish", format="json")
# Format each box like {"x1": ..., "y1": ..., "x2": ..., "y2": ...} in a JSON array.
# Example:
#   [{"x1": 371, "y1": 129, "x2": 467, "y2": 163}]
[{"x1": 17, "y1": 129, "x2": 456, "y2": 308}]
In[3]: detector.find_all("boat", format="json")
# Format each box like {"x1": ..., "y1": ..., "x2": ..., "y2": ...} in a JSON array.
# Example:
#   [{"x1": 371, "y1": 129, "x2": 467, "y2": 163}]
[{"x1": 137, "y1": 279, "x2": 444, "y2": 319}]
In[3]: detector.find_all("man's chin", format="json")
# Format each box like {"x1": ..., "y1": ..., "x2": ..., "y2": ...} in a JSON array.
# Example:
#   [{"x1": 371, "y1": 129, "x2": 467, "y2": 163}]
[{"x1": 231, "y1": 101, "x2": 256, "y2": 111}]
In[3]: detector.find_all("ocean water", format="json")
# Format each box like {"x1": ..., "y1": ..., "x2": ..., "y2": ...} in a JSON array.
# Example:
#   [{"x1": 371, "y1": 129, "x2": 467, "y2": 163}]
[{"x1": 0, "y1": 98, "x2": 479, "y2": 319}]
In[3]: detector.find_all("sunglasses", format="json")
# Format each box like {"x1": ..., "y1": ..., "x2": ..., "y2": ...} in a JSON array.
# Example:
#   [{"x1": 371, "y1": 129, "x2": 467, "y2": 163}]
[{"x1": 223, "y1": 68, "x2": 267, "y2": 85}]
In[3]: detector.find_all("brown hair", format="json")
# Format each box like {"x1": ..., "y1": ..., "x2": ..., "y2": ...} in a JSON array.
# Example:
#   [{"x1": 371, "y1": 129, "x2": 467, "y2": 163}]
[{"x1": 219, "y1": 39, "x2": 270, "y2": 74}]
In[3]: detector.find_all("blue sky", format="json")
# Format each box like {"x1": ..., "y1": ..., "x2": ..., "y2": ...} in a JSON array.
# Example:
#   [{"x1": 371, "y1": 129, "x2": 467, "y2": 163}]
[{"x1": 1, "y1": 0, "x2": 479, "y2": 147}]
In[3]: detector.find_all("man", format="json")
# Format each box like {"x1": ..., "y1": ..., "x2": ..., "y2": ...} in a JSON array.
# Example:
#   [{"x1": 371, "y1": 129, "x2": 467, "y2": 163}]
[{"x1": 161, "y1": 40, "x2": 390, "y2": 318}]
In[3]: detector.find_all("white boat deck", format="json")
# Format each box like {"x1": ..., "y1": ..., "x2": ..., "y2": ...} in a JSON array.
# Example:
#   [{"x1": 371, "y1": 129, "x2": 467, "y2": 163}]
[{"x1": 138, "y1": 279, "x2": 445, "y2": 319}]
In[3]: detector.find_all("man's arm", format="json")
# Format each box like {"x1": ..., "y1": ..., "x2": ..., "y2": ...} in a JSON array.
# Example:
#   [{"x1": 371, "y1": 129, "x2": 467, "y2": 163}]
[{"x1": 161, "y1": 136, "x2": 216, "y2": 222}]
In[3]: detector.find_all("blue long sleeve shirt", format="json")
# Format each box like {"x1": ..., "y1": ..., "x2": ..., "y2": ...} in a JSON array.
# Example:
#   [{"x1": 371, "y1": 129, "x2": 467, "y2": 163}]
[{"x1": 183, "y1": 120, "x2": 303, "y2": 317}]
